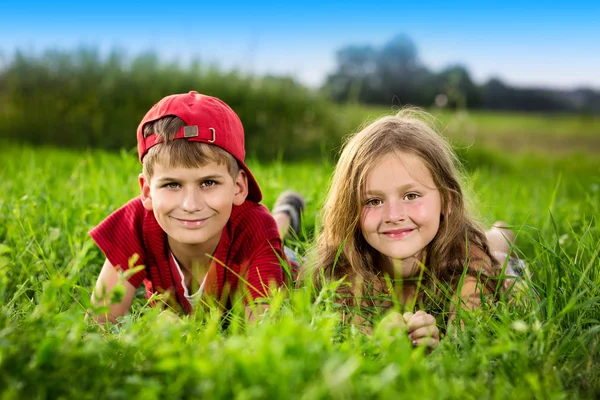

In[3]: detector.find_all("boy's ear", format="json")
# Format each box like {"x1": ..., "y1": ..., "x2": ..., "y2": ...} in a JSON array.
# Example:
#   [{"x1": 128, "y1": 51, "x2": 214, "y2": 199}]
[
  {"x1": 233, "y1": 170, "x2": 249, "y2": 206},
  {"x1": 139, "y1": 173, "x2": 154, "y2": 211}
]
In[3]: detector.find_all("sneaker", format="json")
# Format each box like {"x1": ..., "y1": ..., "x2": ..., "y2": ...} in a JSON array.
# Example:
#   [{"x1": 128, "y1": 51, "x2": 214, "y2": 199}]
[{"x1": 272, "y1": 190, "x2": 306, "y2": 239}]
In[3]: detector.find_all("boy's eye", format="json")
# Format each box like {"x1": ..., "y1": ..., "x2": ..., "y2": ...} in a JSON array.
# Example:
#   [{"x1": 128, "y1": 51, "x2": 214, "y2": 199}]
[
  {"x1": 164, "y1": 182, "x2": 181, "y2": 189},
  {"x1": 365, "y1": 198, "x2": 382, "y2": 207},
  {"x1": 404, "y1": 193, "x2": 420, "y2": 201},
  {"x1": 201, "y1": 180, "x2": 218, "y2": 188}
]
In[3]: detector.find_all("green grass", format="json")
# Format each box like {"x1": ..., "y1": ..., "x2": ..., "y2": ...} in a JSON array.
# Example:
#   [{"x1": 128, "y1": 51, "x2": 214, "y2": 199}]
[
  {"x1": 0, "y1": 140, "x2": 599, "y2": 399},
  {"x1": 337, "y1": 104, "x2": 600, "y2": 155}
]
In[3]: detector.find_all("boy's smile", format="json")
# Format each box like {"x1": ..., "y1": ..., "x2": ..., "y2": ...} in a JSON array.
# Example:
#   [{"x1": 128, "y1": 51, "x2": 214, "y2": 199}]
[
  {"x1": 140, "y1": 161, "x2": 246, "y2": 258},
  {"x1": 360, "y1": 151, "x2": 442, "y2": 278},
  {"x1": 172, "y1": 216, "x2": 211, "y2": 227}
]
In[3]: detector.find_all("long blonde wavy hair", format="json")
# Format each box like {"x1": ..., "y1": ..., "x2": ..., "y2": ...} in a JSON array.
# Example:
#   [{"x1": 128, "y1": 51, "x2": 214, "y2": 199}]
[{"x1": 306, "y1": 109, "x2": 500, "y2": 302}]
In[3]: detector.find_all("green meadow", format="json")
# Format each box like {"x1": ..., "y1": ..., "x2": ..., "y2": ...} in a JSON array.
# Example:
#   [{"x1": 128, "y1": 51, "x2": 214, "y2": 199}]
[{"x1": 0, "y1": 109, "x2": 599, "y2": 399}]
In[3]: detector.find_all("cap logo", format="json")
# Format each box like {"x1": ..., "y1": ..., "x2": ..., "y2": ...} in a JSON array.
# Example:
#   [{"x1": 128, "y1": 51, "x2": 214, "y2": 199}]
[
  {"x1": 183, "y1": 125, "x2": 215, "y2": 142},
  {"x1": 183, "y1": 125, "x2": 198, "y2": 138}
]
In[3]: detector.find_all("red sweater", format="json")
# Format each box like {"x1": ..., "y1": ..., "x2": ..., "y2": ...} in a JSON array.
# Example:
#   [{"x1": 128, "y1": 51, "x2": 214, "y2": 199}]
[{"x1": 89, "y1": 197, "x2": 285, "y2": 314}]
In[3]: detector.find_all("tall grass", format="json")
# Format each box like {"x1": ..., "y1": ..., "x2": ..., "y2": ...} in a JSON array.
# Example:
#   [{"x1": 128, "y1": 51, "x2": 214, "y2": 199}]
[{"x1": 0, "y1": 143, "x2": 598, "y2": 399}]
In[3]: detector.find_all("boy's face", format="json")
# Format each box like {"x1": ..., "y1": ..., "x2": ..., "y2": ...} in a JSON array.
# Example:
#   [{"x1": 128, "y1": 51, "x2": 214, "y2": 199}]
[{"x1": 139, "y1": 161, "x2": 247, "y2": 249}]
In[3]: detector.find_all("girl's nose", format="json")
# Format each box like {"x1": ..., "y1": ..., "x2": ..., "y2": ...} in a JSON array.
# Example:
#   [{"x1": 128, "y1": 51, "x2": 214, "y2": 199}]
[
  {"x1": 384, "y1": 200, "x2": 406, "y2": 224},
  {"x1": 181, "y1": 187, "x2": 204, "y2": 212}
]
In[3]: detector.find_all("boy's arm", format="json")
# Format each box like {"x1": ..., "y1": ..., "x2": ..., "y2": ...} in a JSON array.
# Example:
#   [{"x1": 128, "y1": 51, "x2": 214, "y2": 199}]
[
  {"x1": 242, "y1": 239, "x2": 285, "y2": 321},
  {"x1": 233, "y1": 204, "x2": 286, "y2": 321},
  {"x1": 89, "y1": 258, "x2": 136, "y2": 325}
]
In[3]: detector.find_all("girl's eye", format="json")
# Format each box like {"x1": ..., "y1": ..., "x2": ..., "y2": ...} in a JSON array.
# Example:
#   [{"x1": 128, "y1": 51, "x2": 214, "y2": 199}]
[
  {"x1": 404, "y1": 193, "x2": 420, "y2": 201},
  {"x1": 365, "y1": 198, "x2": 382, "y2": 207}
]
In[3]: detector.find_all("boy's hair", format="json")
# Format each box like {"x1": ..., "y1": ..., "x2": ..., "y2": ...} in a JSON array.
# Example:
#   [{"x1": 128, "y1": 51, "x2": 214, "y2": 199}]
[
  {"x1": 142, "y1": 116, "x2": 240, "y2": 180},
  {"x1": 306, "y1": 108, "x2": 501, "y2": 302}
]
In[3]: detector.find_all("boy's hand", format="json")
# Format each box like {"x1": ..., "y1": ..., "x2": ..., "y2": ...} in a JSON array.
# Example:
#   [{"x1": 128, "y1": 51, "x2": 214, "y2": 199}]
[
  {"x1": 89, "y1": 258, "x2": 136, "y2": 326},
  {"x1": 245, "y1": 303, "x2": 270, "y2": 323},
  {"x1": 403, "y1": 311, "x2": 439, "y2": 350}
]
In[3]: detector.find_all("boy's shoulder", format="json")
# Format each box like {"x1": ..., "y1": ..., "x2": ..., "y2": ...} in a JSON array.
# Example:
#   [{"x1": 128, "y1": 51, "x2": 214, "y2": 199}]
[
  {"x1": 223, "y1": 200, "x2": 282, "y2": 251},
  {"x1": 227, "y1": 200, "x2": 276, "y2": 235},
  {"x1": 209, "y1": 199, "x2": 281, "y2": 268},
  {"x1": 90, "y1": 197, "x2": 148, "y2": 236}
]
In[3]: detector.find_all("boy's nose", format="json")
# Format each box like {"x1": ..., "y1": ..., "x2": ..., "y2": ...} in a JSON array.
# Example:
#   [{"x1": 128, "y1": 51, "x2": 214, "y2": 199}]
[{"x1": 181, "y1": 188, "x2": 204, "y2": 212}]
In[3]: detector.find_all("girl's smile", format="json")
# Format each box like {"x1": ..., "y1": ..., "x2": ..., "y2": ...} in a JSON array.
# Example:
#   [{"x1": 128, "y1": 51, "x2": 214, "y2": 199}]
[{"x1": 381, "y1": 227, "x2": 416, "y2": 239}]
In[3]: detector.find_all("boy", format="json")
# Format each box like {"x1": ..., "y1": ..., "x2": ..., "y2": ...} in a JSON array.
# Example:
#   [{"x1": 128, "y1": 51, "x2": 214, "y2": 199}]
[{"x1": 89, "y1": 91, "x2": 286, "y2": 324}]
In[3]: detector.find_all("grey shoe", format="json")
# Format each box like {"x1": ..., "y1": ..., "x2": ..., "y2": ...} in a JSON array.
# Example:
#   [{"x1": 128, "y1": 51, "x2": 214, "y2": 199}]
[{"x1": 272, "y1": 190, "x2": 306, "y2": 239}]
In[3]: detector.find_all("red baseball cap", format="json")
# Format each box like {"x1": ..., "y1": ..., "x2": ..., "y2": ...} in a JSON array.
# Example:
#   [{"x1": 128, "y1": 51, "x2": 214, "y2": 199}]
[{"x1": 137, "y1": 91, "x2": 262, "y2": 202}]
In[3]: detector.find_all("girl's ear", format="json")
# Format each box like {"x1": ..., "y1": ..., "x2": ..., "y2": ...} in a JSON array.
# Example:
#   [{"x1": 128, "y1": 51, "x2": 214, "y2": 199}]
[
  {"x1": 443, "y1": 192, "x2": 453, "y2": 217},
  {"x1": 233, "y1": 169, "x2": 249, "y2": 206},
  {"x1": 139, "y1": 173, "x2": 153, "y2": 211}
]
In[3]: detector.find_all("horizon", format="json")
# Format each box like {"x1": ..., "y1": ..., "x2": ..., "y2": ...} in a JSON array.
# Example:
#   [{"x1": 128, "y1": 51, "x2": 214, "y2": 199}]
[{"x1": 1, "y1": 1, "x2": 599, "y2": 91}]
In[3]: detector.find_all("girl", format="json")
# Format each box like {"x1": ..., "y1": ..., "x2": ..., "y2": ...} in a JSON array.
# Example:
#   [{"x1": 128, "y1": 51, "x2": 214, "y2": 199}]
[{"x1": 301, "y1": 109, "x2": 513, "y2": 349}]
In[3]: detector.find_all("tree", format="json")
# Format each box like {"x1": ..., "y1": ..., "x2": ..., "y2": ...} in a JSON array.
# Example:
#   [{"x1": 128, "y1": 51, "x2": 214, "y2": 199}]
[
  {"x1": 434, "y1": 65, "x2": 484, "y2": 109},
  {"x1": 324, "y1": 34, "x2": 433, "y2": 106},
  {"x1": 483, "y1": 77, "x2": 570, "y2": 112}
]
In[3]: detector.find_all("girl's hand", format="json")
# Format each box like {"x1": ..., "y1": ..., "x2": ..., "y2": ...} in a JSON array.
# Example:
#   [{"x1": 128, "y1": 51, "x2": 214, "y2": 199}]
[
  {"x1": 374, "y1": 311, "x2": 407, "y2": 338},
  {"x1": 403, "y1": 310, "x2": 439, "y2": 350}
]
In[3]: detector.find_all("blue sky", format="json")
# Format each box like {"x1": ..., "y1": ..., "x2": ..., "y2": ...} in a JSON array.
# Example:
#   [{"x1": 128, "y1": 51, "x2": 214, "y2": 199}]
[{"x1": 1, "y1": 1, "x2": 599, "y2": 90}]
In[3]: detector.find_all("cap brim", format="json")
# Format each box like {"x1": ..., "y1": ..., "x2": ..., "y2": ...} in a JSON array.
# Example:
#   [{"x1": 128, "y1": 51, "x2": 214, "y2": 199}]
[{"x1": 240, "y1": 162, "x2": 262, "y2": 202}]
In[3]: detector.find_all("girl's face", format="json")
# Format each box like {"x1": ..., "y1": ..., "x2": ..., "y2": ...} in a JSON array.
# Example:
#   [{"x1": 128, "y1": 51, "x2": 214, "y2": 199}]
[{"x1": 360, "y1": 151, "x2": 442, "y2": 277}]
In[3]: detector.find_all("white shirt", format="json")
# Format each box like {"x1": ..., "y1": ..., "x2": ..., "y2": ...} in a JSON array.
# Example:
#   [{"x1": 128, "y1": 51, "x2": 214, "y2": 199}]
[{"x1": 171, "y1": 253, "x2": 207, "y2": 306}]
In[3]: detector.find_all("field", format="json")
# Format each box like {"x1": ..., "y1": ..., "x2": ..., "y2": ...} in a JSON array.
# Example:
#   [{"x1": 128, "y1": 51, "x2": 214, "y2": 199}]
[
  {"x1": 0, "y1": 109, "x2": 599, "y2": 399},
  {"x1": 337, "y1": 105, "x2": 600, "y2": 155}
]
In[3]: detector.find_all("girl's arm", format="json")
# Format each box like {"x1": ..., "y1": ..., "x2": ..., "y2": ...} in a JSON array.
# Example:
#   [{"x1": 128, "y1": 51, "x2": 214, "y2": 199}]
[
  {"x1": 447, "y1": 275, "x2": 491, "y2": 331},
  {"x1": 448, "y1": 245, "x2": 498, "y2": 319},
  {"x1": 453, "y1": 275, "x2": 487, "y2": 310},
  {"x1": 88, "y1": 258, "x2": 136, "y2": 325}
]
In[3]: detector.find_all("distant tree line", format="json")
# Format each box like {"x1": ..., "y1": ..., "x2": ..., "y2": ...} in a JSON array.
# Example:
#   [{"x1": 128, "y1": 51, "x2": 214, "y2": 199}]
[
  {"x1": 323, "y1": 34, "x2": 600, "y2": 114},
  {"x1": 0, "y1": 48, "x2": 345, "y2": 160},
  {"x1": 1, "y1": 42, "x2": 598, "y2": 157}
]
